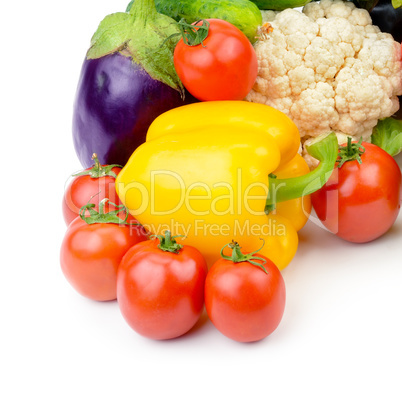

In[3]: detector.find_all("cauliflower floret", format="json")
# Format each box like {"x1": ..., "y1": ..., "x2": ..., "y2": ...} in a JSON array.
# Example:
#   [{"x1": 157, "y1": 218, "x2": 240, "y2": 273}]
[
  {"x1": 335, "y1": 59, "x2": 398, "y2": 130},
  {"x1": 290, "y1": 82, "x2": 339, "y2": 134},
  {"x1": 248, "y1": 0, "x2": 402, "y2": 168},
  {"x1": 304, "y1": 0, "x2": 370, "y2": 26}
]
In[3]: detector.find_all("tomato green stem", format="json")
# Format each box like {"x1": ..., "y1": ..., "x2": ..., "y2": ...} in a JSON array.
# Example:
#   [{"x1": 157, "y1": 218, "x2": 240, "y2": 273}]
[
  {"x1": 265, "y1": 132, "x2": 338, "y2": 213},
  {"x1": 177, "y1": 19, "x2": 210, "y2": 47},
  {"x1": 161, "y1": 19, "x2": 210, "y2": 49},
  {"x1": 220, "y1": 240, "x2": 268, "y2": 273},
  {"x1": 79, "y1": 198, "x2": 137, "y2": 225},
  {"x1": 73, "y1": 153, "x2": 122, "y2": 179},
  {"x1": 153, "y1": 230, "x2": 184, "y2": 253},
  {"x1": 337, "y1": 137, "x2": 365, "y2": 168}
]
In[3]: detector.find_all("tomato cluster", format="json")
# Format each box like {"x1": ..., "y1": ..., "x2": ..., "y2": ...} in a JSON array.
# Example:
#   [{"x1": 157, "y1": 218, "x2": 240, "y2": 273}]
[
  {"x1": 61, "y1": 158, "x2": 148, "y2": 301},
  {"x1": 61, "y1": 158, "x2": 286, "y2": 342},
  {"x1": 116, "y1": 238, "x2": 286, "y2": 342}
]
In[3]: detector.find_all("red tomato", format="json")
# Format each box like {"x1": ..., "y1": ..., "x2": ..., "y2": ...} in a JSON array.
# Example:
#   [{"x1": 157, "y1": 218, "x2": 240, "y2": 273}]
[
  {"x1": 62, "y1": 156, "x2": 122, "y2": 226},
  {"x1": 173, "y1": 19, "x2": 258, "y2": 101},
  {"x1": 60, "y1": 216, "x2": 147, "y2": 301},
  {"x1": 117, "y1": 236, "x2": 208, "y2": 340},
  {"x1": 204, "y1": 248, "x2": 286, "y2": 343},
  {"x1": 311, "y1": 142, "x2": 402, "y2": 243}
]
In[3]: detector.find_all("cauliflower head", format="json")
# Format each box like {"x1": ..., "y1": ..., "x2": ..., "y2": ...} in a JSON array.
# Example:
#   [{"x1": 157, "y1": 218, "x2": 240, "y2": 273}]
[{"x1": 247, "y1": 0, "x2": 402, "y2": 167}]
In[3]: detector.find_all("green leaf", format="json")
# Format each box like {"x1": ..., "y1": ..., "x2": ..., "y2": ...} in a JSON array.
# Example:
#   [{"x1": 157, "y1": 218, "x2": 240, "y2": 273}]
[
  {"x1": 371, "y1": 118, "x2": 402, "y2": 157},
  {"x1": 87, "y1": 13, "x2": 133, "y2": 59}
]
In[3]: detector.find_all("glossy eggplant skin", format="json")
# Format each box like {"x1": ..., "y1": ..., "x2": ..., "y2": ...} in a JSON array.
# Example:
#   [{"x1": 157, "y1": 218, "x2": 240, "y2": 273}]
[
  {"x1": 369, "y1": 0, "x2": 402, "y2": 119},
  {"x1": 73, "y1": 53, "x2": 196, "y2": 168},
  {"x1": 370, "y1": 0, "x2": 402, "y2": 43}
]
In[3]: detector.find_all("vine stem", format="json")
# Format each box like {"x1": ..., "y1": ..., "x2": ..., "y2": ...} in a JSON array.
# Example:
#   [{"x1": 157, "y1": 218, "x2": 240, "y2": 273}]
[{"x1": 220, "y1": 240, "x2": 268, "y2": 274}]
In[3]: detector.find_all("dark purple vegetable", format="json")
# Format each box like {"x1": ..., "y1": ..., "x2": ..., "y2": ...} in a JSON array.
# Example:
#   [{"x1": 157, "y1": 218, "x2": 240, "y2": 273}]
[
  {"x1": 368, "y1": 0, "x2": 402, "y2": 119},
  {"x1": 370, "y1": 0, "x2": 402, "y2": 43},
  {"x1": 353, "y1": 1, "x2": 402, "y2": 123},
  {"x1": 72, "y1": 0, "x2": 196, "y2": 168},
  {"x1": 353, "y1": 0, "x2": 402, "y2": 42},
  {"x1": 395, "y1": 99, "x2": 402, "y2": 120},
  {"x1": 73, "y1": 53, "x2": 195, "y2": 168}
]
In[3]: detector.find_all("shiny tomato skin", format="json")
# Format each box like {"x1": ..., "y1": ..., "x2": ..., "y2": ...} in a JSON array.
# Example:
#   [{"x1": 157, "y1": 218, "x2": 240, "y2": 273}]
[
  {"x1": 204, "y1": 255, "x2": 286, "y2": 343},
  {"x1": 173, "y1": 19, "x2": 258, "y2": 101},
  {"x1": 117, "y1": 239, "x2": 208, "y2": 340},
  {"x1": 62, "y1": 165, "x2": 121, "y2": 226},
  {"x1": 60, "y1": 217, "x2": 147, "y2": 301},
  {"x1": 311, "y1": 142, "x2": 402, "y2": 243}
]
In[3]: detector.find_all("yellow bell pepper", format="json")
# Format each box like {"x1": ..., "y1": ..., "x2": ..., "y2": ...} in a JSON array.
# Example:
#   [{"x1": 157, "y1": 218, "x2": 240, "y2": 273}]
[{"x1": 116, "y1": 101, "x2": 338, "y2": 270}]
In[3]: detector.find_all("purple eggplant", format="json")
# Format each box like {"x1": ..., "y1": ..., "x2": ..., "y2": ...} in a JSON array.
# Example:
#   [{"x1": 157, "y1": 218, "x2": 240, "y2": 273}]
[
  {"x1": 72, "y1": 0, "x2": 196, "y2": 168},
  {"x1": 73, "y1": 53, "x2": 195, "y2": 168}
]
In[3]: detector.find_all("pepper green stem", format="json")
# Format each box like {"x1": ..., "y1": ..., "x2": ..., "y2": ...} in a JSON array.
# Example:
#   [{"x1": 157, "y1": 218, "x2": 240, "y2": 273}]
[
  {"x1": 265, "y1": 132, "x2": 338, "y2": 214},
  {"x1": 220, "y1": 240, "x2": 268, "y2": 273},
  {"x1": 73, "y1": 153, "x2": 122, "y2": 179},
  {"x1": 154, "y1": 230, "x2": 184, "y2": 253}
]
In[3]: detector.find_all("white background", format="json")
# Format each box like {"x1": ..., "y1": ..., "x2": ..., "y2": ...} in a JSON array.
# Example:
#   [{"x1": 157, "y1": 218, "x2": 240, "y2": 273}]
[{"x1": 1, "y1": 1, "x2": 401, "y2": 401}]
